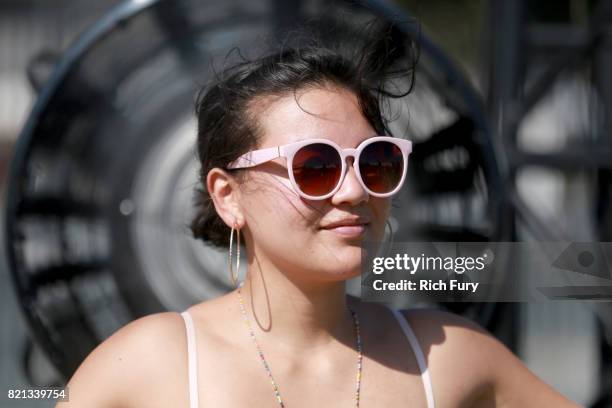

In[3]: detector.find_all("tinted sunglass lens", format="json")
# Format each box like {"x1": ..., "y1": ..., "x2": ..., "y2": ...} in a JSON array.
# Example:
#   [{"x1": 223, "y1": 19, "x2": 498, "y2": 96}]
[
  {"x1": 292, "y1": 143, "x2": 342, "y2": 197},
  {"x1": 359, "y1": 141, "x2": 404, "y2": 193}
]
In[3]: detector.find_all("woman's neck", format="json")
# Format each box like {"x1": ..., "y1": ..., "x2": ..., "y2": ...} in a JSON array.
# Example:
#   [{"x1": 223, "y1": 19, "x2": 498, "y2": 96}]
[{"x1": 235, "y1": 261, "x2": 357, "y2": 352}]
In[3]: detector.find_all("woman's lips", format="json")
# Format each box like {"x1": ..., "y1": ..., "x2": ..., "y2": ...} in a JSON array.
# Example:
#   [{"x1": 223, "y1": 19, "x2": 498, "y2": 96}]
[{"x1": 322, "y1": 224, "x2": 367, "y2": 237}]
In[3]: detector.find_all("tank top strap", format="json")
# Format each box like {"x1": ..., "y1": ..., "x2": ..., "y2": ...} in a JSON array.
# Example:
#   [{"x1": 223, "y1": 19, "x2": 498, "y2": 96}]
[
  {"x1": 386, "y1": 306, "x2": 436, "y2": 408},
  {"x1": 180, "y1": 310, "x2": 199, "y2": 408}
]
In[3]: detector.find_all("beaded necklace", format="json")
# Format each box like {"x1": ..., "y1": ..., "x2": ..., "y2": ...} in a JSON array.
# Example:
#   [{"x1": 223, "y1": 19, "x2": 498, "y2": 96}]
[{"x1": 236, "y1": 287, "x2": 363, "y2": 407}]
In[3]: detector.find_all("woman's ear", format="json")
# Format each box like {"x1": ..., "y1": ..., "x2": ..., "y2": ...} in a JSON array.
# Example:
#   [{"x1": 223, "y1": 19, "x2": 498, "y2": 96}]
[{"x1": 206, "y1": 167, "x2": 245, "y2": 228}]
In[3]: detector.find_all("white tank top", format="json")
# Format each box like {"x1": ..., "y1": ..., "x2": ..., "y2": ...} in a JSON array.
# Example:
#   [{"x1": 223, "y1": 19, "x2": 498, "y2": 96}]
[{"x1": 179, "y1": 306, "x2": 435, "y2": 408}]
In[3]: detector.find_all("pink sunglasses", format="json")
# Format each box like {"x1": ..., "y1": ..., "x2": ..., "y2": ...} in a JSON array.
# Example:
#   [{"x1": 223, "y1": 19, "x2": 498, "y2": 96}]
[{"x1": 226, "y1": 136, "x2": 413, "y2": 200}]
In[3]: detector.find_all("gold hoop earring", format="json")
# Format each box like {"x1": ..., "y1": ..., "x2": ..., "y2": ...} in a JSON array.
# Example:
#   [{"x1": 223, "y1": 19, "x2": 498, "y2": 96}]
[
  {"x1": 228, "y1": 221, "x2": 241, "y2": 288},
  {"x1": 384, "y1": 218, "x2": 395, "y2": 257}
]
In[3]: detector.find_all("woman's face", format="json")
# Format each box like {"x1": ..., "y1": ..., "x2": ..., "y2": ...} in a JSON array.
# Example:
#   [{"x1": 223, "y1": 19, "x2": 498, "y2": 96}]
[{"x1": 238, "y1": 85, "x2": 391, "y2": 284}]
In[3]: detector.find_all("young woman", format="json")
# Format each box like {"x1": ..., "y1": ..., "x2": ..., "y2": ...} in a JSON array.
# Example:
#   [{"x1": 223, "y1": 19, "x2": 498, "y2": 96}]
[{"x1": 57, "y1": 22, "x2": 579, "y2": 408}]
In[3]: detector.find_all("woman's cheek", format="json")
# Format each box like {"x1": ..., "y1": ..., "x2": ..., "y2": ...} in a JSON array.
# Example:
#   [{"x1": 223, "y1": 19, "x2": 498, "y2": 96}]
[{"x1": 245, "y1": 194, "x2": 310, "y2": 243}]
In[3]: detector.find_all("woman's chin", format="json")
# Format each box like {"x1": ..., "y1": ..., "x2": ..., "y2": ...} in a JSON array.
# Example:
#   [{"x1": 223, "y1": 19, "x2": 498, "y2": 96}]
[
  {"x1": 325, "y1": 252, "x2": 364, "y2": 277},
  {"x1": 320, "y1": 267, "x2": 361, "y2": 282}
]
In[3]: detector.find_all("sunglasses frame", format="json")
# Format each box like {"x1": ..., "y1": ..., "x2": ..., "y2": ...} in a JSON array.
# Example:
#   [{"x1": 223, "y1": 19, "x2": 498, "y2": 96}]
[{"x1": 225, "y1": 136, "x2": 413, "y2": 200}]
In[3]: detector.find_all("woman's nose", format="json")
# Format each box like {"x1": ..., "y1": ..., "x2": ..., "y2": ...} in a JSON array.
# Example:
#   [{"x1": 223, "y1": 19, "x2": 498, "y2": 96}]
[{"x1": 330, "y1": 158, "x2": 369, "y2": 206}]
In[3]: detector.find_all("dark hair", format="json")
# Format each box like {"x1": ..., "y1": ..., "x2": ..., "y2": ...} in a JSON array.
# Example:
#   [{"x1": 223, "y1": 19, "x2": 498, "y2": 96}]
[{"x1": 190, "y1": 17, "x2": 418, "y2": 249}]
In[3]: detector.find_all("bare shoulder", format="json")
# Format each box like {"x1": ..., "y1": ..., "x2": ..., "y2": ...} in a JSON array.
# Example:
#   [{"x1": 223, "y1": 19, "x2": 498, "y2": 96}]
[
  {"x1": 398, "y1": 308, "x2": 580, "y2": 407},
  {"x1": 399, "y1": 308, "x2": 494, "y2": 356},
  {"x1": 56, "y1": 311, "x2": 189, "y2": 408}
]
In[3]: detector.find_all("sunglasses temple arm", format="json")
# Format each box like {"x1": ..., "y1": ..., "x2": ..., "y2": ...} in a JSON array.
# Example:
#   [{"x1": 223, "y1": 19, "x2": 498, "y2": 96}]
[{"x1": 226, "y1": 146, "x2": 282, "y2": 169}]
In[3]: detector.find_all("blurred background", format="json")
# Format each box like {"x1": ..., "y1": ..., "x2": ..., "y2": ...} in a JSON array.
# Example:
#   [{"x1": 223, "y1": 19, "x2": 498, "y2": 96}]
[{"x1": 1, "y1": 0, "x2": 611, "y2": 406}]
